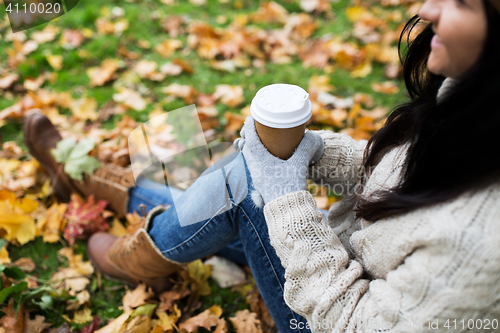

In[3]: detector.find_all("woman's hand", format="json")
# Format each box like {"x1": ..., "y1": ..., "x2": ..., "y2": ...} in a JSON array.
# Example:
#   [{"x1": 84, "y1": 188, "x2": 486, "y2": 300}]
[{"x1": 233, "y1": 116, "x2": 324, "y2": 205}]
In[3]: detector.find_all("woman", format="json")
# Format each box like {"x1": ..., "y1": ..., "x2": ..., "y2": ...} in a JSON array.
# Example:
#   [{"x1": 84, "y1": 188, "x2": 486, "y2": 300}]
[{"x1": 23, "y1": 0, "x2": 500, "y2": 331}]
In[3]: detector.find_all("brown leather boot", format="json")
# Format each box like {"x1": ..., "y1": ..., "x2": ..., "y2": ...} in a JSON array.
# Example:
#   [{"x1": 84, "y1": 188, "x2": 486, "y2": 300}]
[
  {"x1": 23, "y1": 112, "x2": 135, "y2": 218},
  {"x1": 87, "y1": 206, "x2": 184, "y2": 293}
]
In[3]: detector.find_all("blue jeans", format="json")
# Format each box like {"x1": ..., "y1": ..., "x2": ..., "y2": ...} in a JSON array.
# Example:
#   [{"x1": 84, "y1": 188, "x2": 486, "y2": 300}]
[{"x1": 128, "y1": 151, "x2": 327, "y2": 333}]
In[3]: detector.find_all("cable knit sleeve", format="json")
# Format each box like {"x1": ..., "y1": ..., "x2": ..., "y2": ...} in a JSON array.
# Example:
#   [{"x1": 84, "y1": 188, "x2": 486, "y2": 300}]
[
  {"x1": 264, "y1": 189, "x2": 500, "y2": 332},
  {"x1": 307, "y1": 131, "x2": 368, "y2": 197}
]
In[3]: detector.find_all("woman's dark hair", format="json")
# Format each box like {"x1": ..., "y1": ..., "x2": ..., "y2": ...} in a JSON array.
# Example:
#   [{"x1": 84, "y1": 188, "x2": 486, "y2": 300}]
[{"x1": 355, "y1": 0, "x2": 500, "y2": 221}]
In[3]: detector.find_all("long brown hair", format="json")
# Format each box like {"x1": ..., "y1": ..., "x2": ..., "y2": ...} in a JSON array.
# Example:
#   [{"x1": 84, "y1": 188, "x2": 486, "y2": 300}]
[{"x1": 355, "y1": 0, "x2": 500, "y2": 221}]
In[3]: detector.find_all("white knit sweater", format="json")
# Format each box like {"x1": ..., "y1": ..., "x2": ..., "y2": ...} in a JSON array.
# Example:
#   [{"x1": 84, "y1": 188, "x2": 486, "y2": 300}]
[{"x1": 263, "y1": 78, "x2": 500, "y2": 332}]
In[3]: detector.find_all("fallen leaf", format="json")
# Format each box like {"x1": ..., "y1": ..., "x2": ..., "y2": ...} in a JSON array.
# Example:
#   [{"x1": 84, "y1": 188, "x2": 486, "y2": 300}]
[
  {"x1": 0, "y1": 304, "x2": 23, "y2": 333},
  {"x1": 11, "y1": 257, "x2": 35, "y2": 272},
  {"x1": 154, "y1": 39, "x2": 183, "y2": 57},
  {"x1": 46, "y1": 55, "x2": 63, "y2": 71},
  {"x1": 51, "y1": 138, "x2": 101, "y2": 183},
  {"x1": 70, "y1": 97, "x2": 98, "y2": 121},
  {"x1": 372, "y1": 81, "x2": 399, "y2": 95},
  {"x1": 187, "y1": 259, "x2": 212, "y2": 296},
  {"x1": 162, "y1": 84, "x2": 197, "y2": 104},
  {"x1": 36, "y1": 202, "x2": 67, "y2": 243},
  {"x1": 229, "y1": 309, "x2": 263, "y2": 333},
  {"x1": 66, "y1": 290, "x2": 90, "y2": 311},
  {"x1": 122, "y1": 283, "x2": 154, "y2": 311},
  {"x1": 212, "y1": 85, "x2": 244, "y2": 107},
  {"x1": 63, "y1": 194, "x2": 108, "y2": 245},
  {"x1": 309, "y1": 75, "x2": 333, "y2": 93},
  {"x1": 61, "y1": 29, "x2": 84, "y2": 49},
  {"x1": 152, "y1": 304, "x2": 181, "y2": 331},
  {"x1": 178, "y1": 305, "x2": 222, "y2": 333},
  {"x1": 94, "y1": 310, "x2": 132, "y2": 333},
  {"x1": 72, "y1": 307, "x2": 93, "y2": 325},
  {"x1": 158, "y1": 287, "x2": 191, "y2": 312},
  {"x1": 214, "y1": 318, "x2": 228, "y2": 333},
  {"x1": 113, "y1": 88, "x2": 147, "y2": 111},
  {"x1": 0, "y1": 192, "x2": 37, "y2": 245},
  {"x1": 203, "y1": 256, "x2": 246, "y2": 288},
  {"x1": 0, "y1": 74, "x2": 19, "y2": 90},
  {"x1": 51, "y1": 251, "x2": 93, "y2": 295},
  {"x1": 87, "y1": 59, "x2": 119, "y2": 87},
  {"x1": 108, "y1": 218, "x2": 127, "y2": 237},
  {"x1": 23, "y1": 314, "x2": 51, "y2": 333}
]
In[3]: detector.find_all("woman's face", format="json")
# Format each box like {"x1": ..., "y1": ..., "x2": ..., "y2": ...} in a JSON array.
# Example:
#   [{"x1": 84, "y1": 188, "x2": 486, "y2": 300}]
[{"x1": 418, "y1": 0, "x2": 488, "y2": 78}]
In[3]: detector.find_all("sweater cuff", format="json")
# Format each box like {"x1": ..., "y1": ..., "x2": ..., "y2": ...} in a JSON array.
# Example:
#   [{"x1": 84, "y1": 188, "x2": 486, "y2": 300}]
[{"x1": 264, "y1": 190, "x2": 318, "y2": 223}]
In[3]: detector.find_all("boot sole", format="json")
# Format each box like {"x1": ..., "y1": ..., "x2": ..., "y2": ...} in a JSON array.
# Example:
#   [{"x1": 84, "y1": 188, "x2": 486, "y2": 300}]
[{"x1": 23, "y1": 113, "x2": 74, "y2": 202}]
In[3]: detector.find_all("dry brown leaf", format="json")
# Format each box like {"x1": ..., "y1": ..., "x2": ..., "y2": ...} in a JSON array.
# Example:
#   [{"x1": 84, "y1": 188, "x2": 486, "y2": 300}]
[
  {"x1": 152, "y1": 304, "x2": 181, "y2": 331},
  {"x1": 229, "y1": 309, "x2": 263, "y2": 333},
  {"x1": 122, "y1": 315, "x2": 151, "y2": 333},
  {"x1": 154, "y1": 39, "x2": 183, "y2": 57},
  {"x1": 0, "y1": 74, "x2": 19, "y2": 90},
  {"x1": 214, "y1": 318, "x2": 228, "y2": 333},
  {"x1": 159, "y1": 62, "x2": 183, "y2": 76},
  {"x1": 162, "y1": 84, "x2": 197, "y2": 104},
  {"x1": 133, "y1": 60, "x2": 158, "y2": 78},
  {"x1": 213, "y1": 85, "x2": 244, "y2": 107},
  {"x1": 11, "y1": 257, "x2": 35, "y2": 272},
  {"x1": 94, "y1": 310, "x2": 132, "y2": 333},
  {"x1": 0, "y1": 304, "x2": 24, "y2": 333},
  {"x1": 87, "y1": 59, "x2": 119, "y2": 87},
  {"x1": 224, "y1": 112, "x2": 245, "y2": 134},
  {"x1": 372, "y1": 81, "x2": 399, "y2": 95},
  {"x1": 61, "y1": 29, "x2": 84, "y2": 49},
  {"x1": 23, "y1": 314, "x2": 51, "y2": 333},
  {"x1": 70, "y1": 97, "x2": 98, "y2": 121},
  {"x1": 250, "y1": 1, "x2": 288, "y2": 24},
  {"x1": 23, "y1": 76, "x2": 45, "y2": 91},
  {"x1": 31, "y1": 26, "x2": 58, "y2": 44},
  {"x1": 113, "y1": 88, "x2": 147, "y2": 111},
  {"x1": 122, "y1": 283, "x2": 155, "y2": 311},
  {"x1": 178, "y1": 305, "x2": 222, "y2": 333},
  {"x1": 158, "y1": 287, "x2": 191, "y2": 312},
  {"x1": 51, "y1": 248, "x2": 94, "y2": 295}
]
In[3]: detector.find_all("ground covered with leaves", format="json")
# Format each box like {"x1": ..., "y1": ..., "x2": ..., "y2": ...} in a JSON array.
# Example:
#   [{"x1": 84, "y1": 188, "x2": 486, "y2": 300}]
[{"x1": 0, "y1": 0, "x2": 419, "y2": 332}]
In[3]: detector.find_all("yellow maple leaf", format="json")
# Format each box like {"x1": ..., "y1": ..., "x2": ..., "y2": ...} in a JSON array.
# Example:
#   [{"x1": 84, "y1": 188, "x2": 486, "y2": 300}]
[
  {"x1": 0, "y1": 191, "x2": 38, "y2": 245},
  {"x1": 46, "y1": 54, "x2": 63, "y2": 70},
  {"x1": 66, "y1": 307, "x2": 93, "y2": 324},
  {"x1": 0, "y1": 246, "x2": 11, "y2": 264},
  {"x1": 109, "y1": 217, "x2": 127, "y2": 237},
  {"x1": 36, "y1": 202, "x2": 67, "y2": 243},
  {"x1": 70, "y1": 97, "x2": 98, "y2": 121},
  {"x1": 187, "y1": 259, "x2": 212, "y2": 296},
  {"x1": 152, "y1": 304, "x2": 181, "y2": 331}
]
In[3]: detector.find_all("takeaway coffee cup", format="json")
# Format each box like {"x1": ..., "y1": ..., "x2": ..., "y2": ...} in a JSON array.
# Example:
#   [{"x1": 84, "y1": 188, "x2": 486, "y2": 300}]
[{"x1": 250, "y1": 83, "x2": 312, "y2": 160}]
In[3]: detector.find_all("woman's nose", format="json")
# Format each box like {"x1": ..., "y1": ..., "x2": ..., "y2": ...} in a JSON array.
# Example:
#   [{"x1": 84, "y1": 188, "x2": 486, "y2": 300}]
[{"x1": 418, "y1": 0, "x2": 440, "y2": 23}]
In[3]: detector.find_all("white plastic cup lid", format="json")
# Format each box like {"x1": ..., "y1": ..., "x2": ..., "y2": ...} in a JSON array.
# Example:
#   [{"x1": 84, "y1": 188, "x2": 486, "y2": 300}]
[{"x1": 250, "y1": 83, "x2": 312, "y2": 129}]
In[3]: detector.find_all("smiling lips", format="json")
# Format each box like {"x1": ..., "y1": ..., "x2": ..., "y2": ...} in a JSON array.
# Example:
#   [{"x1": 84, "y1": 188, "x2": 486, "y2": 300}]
[{"x1": 431, "y1": 34, "x2": 444, "y2": 48}]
